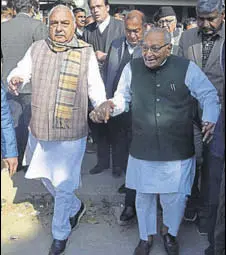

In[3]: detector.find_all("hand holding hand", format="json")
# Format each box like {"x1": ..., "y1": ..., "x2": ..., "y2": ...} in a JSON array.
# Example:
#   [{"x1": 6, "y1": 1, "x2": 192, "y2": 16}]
[
  {"x1": 89, "y1": 100, "x2": 115, "y2": 123},
  {"x1": 8, "y1": 77, "x2": 24, "y2": 96},
  {"x1": 3, "y1": 157, "x2": 18, "y2": 177},
  {"x1": 202, "y1": 121, "x2": 215, "y2": 144}
]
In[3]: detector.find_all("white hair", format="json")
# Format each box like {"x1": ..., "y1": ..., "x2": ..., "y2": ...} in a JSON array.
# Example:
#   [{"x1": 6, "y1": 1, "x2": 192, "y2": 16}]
[{"x1": 47, "y1": 4, "x2": 75, "y2": 27}]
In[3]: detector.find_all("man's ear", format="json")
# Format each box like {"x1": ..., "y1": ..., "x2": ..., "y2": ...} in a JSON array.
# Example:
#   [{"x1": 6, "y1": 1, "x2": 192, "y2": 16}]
[{"x1": 106, "y1": 4, "x2": 110, "y2": 13}]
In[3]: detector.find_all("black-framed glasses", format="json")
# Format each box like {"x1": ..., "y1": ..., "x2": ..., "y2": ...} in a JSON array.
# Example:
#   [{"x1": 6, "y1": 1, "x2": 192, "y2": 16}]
[
  {"x1": 157, "y1": 19, "x2": 175, "y2": 26},
  {"x1": 142, "y1": 43, "x2": 169, "y2": 53}
]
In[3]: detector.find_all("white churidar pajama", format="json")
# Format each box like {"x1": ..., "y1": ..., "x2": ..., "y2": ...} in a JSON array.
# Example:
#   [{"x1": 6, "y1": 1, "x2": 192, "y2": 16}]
[
  {"x1": 110, "y1": 60, "x2": 220, "y2": 241},
  {"x1": 8, "y1": 46, "x2": 107, "y2": 240}
]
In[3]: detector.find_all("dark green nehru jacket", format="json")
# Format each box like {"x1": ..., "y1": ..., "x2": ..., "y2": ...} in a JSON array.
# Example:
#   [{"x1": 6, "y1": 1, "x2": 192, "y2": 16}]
[{"x1": 129, "y1": 55, "x2": 195, "y2": 161}]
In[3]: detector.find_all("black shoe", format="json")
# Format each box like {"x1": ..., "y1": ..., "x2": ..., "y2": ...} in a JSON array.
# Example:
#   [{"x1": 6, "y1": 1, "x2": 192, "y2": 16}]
[
  {"x1": 70, "y1": 202, "x2": 86, "y2": 230},
  {"x1": 118, "y1": 184, "x2": 127, "y2": 194},
  {"x1": 112, "y1": 167, "x2": 123, "y2": 178},
  {"x1": 133, "y1": 237, "x2": 153, "y2": 255},
  {"x1": 184, "y1": 207, "x2": 197, "y2": 222},
  {"x1": 163, "y1": 233, "x2": 179, "y2": 255},
  {"x1": 205, "y1": 245, "x2": 214, "y2": 255},
  {"x1": 120, "y1": 206, "x2": 136, "y2": 222},
  {"x1": 89, "y1": 165, "x2": 108, "y2": 175},
  {"x1": 48, "y1": 239, "x2": 68, "y2": 255}
]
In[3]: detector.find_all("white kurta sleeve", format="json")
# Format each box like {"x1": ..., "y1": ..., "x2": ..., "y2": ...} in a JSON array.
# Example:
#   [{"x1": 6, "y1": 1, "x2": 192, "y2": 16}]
[
  {"x1": 87, "y1": 49, "x2": 107, "y2": 108},
  {"x1": 110, "y1": 62, "x2": 132, "y2": 117},
  {"x1": 7, "y1": 47, "x2": 32, "y2": 88}
]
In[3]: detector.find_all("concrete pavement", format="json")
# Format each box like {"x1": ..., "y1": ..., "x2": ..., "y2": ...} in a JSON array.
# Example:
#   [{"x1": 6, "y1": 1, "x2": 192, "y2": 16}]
[{"x1": 1, "y1": 152, "x2": 208, "y2": 255}]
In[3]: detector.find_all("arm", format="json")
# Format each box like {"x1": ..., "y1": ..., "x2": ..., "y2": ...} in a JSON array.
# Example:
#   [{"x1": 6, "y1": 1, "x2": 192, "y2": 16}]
[
  {"x1": 7, "y1": 47, "x2": 32, "y2": 95},
  {"x1": 185, "y1": 61, "x2": 221, "y2": 142},
  {"x1": 110, "y1": 62, "x2": 132, "y2": 116},
  {"x1": 1, "y1": 85, "x2": 18, "y2": 176}
]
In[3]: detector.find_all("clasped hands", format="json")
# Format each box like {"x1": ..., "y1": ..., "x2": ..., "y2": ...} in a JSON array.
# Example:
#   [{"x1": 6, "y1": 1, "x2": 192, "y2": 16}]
[{"x1": 89, "y1": 100, "x2": 115, "y2": 123}]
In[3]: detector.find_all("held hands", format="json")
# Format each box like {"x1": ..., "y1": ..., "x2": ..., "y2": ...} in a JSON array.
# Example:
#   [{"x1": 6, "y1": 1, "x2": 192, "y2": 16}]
[
  {"x1": 202, "y1": 121, "x2": 215, "y2": 144},
  {"x1": 3, "y1": 157, "x2": 18, "y2": 177},
  {"x1": 8, "y1": 77, "x2": 24, "y2": 96},
  {"x1": 89, "y1": 100, "x2": 115, "y2": 123}
]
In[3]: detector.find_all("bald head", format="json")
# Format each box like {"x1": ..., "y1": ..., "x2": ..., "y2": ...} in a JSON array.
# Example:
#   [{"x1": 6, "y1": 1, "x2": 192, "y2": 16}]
[
  {"x1": 48, "y1": 5, "x2": 75, "y2": 43},
  {"x1": 125, "y1": 10, "x2": 146, "y2": 26}
]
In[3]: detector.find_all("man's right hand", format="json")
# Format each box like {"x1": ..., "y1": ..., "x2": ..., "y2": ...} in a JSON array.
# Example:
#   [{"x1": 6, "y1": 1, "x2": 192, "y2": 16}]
[
  {"x1": 3, "y1": 157, "x2": 18, "y2": 177},
  {"x1": 8, "y1": 77, "x2": 24, "y2": 96}
]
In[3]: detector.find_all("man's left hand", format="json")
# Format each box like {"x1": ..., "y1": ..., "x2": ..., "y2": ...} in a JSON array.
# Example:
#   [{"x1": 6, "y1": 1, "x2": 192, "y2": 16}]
[{"x1": 202, "y1": 121, "x2": 215, "y2": 144}]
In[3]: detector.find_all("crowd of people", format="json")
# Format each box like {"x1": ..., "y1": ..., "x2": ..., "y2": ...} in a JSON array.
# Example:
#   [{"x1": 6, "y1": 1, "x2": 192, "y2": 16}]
[{"x1": 1, "y1": 0, "x2": 225, "y2": 255}]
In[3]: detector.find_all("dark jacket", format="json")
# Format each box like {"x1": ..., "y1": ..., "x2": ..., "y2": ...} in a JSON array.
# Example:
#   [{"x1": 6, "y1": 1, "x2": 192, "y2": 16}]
[
  {"x1": 1, "y1": 13, "x2": 48, "y2": 93},
  {"x1": 83, "y1": 16, "x2": 124, "y2": 54},
  {"x1": 1, "y1": 84, "x2": 18, "y2": 158}
]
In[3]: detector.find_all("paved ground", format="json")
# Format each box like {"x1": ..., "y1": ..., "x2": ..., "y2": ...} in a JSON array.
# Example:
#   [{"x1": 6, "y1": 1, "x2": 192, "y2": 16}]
[{"x1": 1, "y1": 152, "x2": 208, "y2": 255}]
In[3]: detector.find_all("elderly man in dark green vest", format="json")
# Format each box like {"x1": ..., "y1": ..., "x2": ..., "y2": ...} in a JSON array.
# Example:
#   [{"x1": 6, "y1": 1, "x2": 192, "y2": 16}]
[{"x1": 90, "y1": 27, "x2": 220, "y2": 255}]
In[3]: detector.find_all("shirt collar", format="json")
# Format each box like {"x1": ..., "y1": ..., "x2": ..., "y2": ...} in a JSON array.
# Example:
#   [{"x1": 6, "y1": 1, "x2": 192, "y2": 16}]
[
  {"x1": 98, "y1": 15, "x2": 110, "y2": 34},
  {"x1": 126, "y1": 40, "x2": 137, "y2": 54},
  {"x1": 76, "y1": 28, "x2": 83, "y2": 36}
]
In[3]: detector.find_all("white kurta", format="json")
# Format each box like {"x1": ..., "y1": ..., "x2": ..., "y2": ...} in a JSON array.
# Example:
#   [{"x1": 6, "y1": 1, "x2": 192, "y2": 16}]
[
  {"x1": 110, "y1": 60, "x2": 220, "y2": 195},
  {"x1": 7, "y1": 43, "x2": 107, "y2": 192}
]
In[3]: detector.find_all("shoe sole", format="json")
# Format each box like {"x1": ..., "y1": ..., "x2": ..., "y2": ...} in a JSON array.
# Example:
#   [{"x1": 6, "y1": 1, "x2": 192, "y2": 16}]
[
  {"x1": 118, "y1": 217, "x2": 137, "y2": 226},
  {"x1": 72, "y1": 204, "x2": 87, "y2": 231}
]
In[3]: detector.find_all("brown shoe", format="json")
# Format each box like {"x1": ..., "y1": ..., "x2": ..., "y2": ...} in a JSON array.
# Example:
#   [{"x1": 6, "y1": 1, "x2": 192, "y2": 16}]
[{"x1": 133, "y1": 237, "x2": 153, "y2": 255}]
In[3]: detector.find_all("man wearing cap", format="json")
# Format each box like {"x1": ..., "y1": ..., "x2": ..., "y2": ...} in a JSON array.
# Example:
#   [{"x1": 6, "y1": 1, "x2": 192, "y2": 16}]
[
  {"x1": 178, "y1": 1, "x2": 225, "y2": 249},
  {"x1": 154, "y1": 6, "x2": 183, "y2": 55}
]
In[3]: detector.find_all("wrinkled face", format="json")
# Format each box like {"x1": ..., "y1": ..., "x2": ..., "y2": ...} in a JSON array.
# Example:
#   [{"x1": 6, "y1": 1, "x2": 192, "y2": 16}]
[
  {"x1": 197, "y1": 10, "x2": 224, "y2": 35},
  {"x1": 125, "y1": 17, "x2": 144, "y2": 47},
  {"x1": 89, "y1": 0, "x2": 109, "y2": 23},
  {"x1": 142, "y1": 32, "x2": 172, "y2": 69},
  {"x1": 75, "y1": 11, "x2": 86, "y2": 29},
  {"x1": 157, "y1": 15, "x2": 177, "y2": 33},
  {"x1": 49, "y1": 7, "x2": 75, "y2": 43}
]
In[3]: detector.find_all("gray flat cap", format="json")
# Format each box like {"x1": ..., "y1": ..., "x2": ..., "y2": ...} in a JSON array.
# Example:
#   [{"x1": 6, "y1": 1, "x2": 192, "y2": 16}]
[{"x1": 197, "y1": 0, "x2": 224, "y2": 13}]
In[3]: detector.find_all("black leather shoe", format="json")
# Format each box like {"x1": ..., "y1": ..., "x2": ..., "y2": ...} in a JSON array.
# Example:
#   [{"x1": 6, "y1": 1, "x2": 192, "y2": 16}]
[
  {"x1": 89, "y1": 165, "x2": 108, "y2": 175},
  {"x1": 112, "y1": 167, "x2": 123, "y2": 178},
  {"x1": 133, "y1": 238, "x2": 153, "y2": 255},
  {"x1": 48, "y1": 239, "x2": 68, "y2": 255},
  {"x1": 163, "y1": 233, "x2": 179, "y2": 255},
  {"x1": 70, "y1": 202, "x2": 86, "y2": 230},
  {"x1": 120, "y1": 206, "x2": 136, "y2": 222}
]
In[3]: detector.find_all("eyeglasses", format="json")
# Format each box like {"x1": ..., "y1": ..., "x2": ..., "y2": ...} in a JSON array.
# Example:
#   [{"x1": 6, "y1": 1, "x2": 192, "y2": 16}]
[
  {"x1": 142, "y1": 43, "x2": 169, "y2": 53},
  {"x1": 157, "y1": 19, "x2": 175, "y2": 26}
]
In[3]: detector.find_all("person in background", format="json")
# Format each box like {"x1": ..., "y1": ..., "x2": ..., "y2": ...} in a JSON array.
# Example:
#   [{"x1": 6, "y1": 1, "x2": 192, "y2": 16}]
[
  {"x1": 90, "y1": 27, "x2": 220, "y2": 255},
  {"x1": 178, "y1": 0, "x2": 225, "y2": 242},
  {"x1": 1, "y1": 0, "x2": 48, "y2": 171},
  {"x1": 73, "y1": 7, "x2": 86, "y2": 39},
  {"x1": 83, "y1": 0, "x2": 125, "y2": 175},
  {"x1": 85, "y1": 14, "x2": 94, "y2": 26},
  {"x1": 1, "y1": 6, "x2": 14, "y2": 23},
  {"x1": 154, "y1": 6, "x2": 183, "y2": 55},
  {"x1": 184, "y1": 17, "x2": 198, "y2": 30},
  {"x1": 103, "y1": 10, "x2": 145, "y2": 224}
]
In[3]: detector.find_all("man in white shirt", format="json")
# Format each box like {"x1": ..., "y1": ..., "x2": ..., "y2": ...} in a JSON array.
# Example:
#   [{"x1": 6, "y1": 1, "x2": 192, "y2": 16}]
[
  {"x1": 73, "y1": 7, "x2": 86, "y2": 39},
  {"x1": 7, "y1": 5, "x2": 109, "y2": 255}
]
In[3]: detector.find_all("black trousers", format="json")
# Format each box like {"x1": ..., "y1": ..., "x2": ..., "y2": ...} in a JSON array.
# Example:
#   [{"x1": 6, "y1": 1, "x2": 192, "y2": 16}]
[
  {"x1": 90, "y1": 111, "x2": 132, "y2": 170},
  {"x1": 214, "y1": 168, "x2": 225, "y2": 255},
  {"x1": 7, "y1": 93, "x2": 31, "y2": 168}
]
